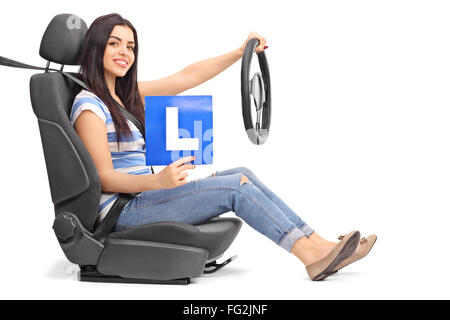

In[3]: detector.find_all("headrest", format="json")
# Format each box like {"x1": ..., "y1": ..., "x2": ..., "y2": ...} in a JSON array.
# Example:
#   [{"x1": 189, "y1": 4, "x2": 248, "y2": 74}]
[{"x1": 39, "y1": 14, "x2": 88, "y2": 66}]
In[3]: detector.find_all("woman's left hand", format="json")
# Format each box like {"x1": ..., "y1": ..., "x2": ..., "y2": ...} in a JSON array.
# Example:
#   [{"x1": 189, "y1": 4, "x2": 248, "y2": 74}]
[{"x1": 240, "y1": 32, "x2": 267, "y2": 55}]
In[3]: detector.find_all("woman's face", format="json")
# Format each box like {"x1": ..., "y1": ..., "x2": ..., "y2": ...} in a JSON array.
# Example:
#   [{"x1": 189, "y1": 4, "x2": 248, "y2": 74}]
[{"x1": 103, "y1": 25, "x2": 135, "y2": 79}]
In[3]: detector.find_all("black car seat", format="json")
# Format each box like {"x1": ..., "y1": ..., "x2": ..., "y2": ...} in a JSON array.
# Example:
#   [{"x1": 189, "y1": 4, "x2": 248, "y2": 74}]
[{"x1": 0, "y1": 13, "x2": 241, "y2": 285}]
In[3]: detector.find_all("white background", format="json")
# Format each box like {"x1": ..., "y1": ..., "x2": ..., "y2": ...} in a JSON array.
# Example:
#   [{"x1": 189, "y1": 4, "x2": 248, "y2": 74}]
[{"x1": 0, "y1": 0, "x2": 449, "y2": 300}]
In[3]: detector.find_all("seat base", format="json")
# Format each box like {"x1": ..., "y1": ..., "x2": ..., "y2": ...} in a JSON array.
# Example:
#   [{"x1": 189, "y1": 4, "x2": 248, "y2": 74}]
[
  {"x1": 78, "y1": 254, "x2": 238, "y2": 284},
  {"x1": 79, "y1": 266, "x2": 190, "y2": 285}
]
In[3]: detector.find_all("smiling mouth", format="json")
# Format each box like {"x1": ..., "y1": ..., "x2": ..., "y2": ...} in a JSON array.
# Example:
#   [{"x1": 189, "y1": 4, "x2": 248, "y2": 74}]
[{"x1": 114, "y1": 59, "x2": 128, "y2": 68}]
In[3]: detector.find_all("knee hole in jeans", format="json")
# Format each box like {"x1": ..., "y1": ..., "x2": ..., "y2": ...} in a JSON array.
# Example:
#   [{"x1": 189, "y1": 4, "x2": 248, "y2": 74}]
[{"x1": 240, "y1": 174, "x2": 250, "y2": 186}]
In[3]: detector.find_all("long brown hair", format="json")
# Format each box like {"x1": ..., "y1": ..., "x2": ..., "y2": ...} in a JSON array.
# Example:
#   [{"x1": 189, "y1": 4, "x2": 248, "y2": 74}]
[{"x1": 79, "y1": 13, "x2": 144, "y2": 143}]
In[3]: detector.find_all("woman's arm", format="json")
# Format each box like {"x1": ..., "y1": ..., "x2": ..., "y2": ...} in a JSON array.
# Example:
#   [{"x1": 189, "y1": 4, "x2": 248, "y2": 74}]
[
  {"x1": 75, "y1": 110, "x2": 196, "y2": 192},
  {"x1": 138, "y1": 48, "x2": 243, "y2": 100},
  {"x1": 74, "y1": 110, "x2": 162, "y2": 193},
  {"x1": 138, "y1": 32, "x2": 267, "y2": 102}
]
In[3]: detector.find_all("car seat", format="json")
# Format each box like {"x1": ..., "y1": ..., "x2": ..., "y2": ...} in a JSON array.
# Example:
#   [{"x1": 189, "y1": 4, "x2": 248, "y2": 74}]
[{"x1": 2, "y1": 13, "x2": 242, "y2": 285}]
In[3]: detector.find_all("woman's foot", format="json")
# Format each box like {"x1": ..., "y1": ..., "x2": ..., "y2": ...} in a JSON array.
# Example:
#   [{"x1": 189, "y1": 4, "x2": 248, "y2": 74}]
[
  {"x1": 292, "y1": 231, "x2": 361, "y2": 281},
  {"x1": 307, "y1": 231, "x2": 360, "y2": 281},
  {"x1": 309, "y1": 232, "x2": 337, "y2": 247},
  {"x1": 312, "y1": 234, "x2": 377, "y2": 280},
  {"x1": 291, "y1": 235, "x2": 336, "y2": 266}
]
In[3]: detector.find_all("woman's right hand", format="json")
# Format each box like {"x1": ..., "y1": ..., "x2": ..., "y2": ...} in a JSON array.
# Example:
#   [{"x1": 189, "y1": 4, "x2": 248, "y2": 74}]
[
  {"x1": 156, "y1": 156, "x2": 196, "y2": 189},
  {"x1": 240, "y1": 32, "x2": 267, "y2": 55}
]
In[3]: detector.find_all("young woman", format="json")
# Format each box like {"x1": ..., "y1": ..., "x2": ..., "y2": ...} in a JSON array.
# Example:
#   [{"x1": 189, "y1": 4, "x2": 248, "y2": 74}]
[{"x1": 70, "y1": 13, "x2": 376, "y2": 281}]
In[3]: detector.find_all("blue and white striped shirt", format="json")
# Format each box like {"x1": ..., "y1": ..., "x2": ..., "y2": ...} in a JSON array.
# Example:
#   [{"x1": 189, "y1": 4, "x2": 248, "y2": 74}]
[{"x1": 70, "y1": 89, "x2": 151, "y2": 222}]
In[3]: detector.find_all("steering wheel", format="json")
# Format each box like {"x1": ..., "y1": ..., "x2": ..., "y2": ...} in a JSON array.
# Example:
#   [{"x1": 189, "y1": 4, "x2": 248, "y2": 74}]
[{"x1": 241, "y1": 38, "x2": 272, "y2": 145}]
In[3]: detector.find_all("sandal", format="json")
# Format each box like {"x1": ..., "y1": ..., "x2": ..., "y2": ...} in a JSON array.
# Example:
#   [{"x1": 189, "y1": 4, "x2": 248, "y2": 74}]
[
  {"x1": 313, "y1": 234, "x2": 377, "y2": 281},
  {"x1": 305, "y1": 230, "x2": 360, "y2": 281},
  {"x1": 333, "y1": 234, "x2": 377, "y2": 272}
]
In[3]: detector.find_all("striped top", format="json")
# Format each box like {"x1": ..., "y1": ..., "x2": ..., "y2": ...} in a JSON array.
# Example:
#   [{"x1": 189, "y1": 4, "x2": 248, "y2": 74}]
[{"x1": 70, "y1": 89, "x2": 151, "y2": 222}]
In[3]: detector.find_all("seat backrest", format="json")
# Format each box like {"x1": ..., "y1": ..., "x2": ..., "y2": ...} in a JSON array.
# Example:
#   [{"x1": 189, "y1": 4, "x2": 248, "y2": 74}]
[{"x1": 29, "y1": 14, "x2": 101, "y2": 232}]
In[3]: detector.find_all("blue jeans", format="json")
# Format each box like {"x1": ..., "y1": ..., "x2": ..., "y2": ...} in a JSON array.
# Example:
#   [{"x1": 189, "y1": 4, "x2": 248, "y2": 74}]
[{"x1": 114, "y1": 167, "x2": 314, "y2": 252}]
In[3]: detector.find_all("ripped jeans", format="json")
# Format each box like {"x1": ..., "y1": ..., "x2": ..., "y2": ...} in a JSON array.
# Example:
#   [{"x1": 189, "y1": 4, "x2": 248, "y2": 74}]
[{"x1": 114, "y1": 167, "x2": 314, "y2": 253}]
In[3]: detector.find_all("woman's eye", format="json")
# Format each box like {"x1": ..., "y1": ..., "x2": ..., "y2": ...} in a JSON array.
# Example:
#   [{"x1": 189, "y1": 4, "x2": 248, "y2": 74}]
[
  {"x1": 128, "y1": 46, "x2": 135, "y2": 51},
  {"x1": 109, "y1": 42, "x2": 118, "y2": 46}
]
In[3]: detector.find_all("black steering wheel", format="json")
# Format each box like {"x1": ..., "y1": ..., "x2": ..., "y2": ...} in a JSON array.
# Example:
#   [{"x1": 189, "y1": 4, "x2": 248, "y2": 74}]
[{"x1": 241, "y1": 38, "x2": 271, "y2": 145}]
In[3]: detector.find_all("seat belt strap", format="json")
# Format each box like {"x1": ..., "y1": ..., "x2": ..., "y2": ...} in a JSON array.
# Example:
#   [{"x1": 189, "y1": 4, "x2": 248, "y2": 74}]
[
  {"x1": 0, "y1": 56, "x2": 90, "y2": 91},
  {"x1": 112, "y1": 100, "x2": 145, "y2": 141},
  {"x1": 92, "y1": 193, "x2": 135, "y2": 242}
]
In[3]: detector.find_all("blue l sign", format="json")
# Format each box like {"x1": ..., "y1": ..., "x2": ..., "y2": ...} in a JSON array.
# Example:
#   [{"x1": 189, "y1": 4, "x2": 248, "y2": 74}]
[{"x1": 145, "y1": 95, "x2": 213, "y2": 165}]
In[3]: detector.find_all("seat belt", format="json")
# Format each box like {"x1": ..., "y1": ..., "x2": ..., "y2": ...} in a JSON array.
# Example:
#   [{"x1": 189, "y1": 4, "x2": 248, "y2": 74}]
[
  {"x1": 0, "y1": 56, "x2": 91, "y2": 92},
  {"x1": 92, "y1": 193, "x2": 135, "y2": 242},
  {"x1": 0, "y1": 55, "x2": 154, "y2": 238}
]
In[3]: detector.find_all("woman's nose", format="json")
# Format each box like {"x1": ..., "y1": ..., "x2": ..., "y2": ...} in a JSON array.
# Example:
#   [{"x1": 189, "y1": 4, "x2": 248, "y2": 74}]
[{"x1": 119, "y1": 44, "x2": 128, "y2": 56}]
